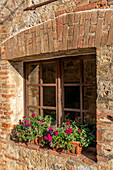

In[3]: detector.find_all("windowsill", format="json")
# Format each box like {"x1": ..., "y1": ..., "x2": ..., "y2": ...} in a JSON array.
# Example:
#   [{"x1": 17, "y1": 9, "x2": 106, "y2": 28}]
[{"x1": 10, "y1": 140, "x2": 97, "y2": 166}]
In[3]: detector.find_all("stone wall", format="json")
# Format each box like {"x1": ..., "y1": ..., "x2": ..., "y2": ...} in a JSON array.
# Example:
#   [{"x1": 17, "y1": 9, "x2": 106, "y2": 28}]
[{"x1": 1, "y1": 0, "x2": 113, "y2": 170}]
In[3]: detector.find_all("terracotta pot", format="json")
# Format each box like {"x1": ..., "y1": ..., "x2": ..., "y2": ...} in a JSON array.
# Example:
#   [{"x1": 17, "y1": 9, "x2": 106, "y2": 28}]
[
  {"x1": 34, "y1": 135, "x2": 43, "y2": 146},
  {"x1": 53, "y1": 147, "x2": 64, "y2": 153},
  {"x1": 70, "y1": 141, "x2": 83, "y2": 155}
]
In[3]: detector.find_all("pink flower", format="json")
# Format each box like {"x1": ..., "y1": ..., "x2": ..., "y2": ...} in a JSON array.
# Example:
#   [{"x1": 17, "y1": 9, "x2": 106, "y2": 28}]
[
  {"x1": 81, "y1": 136, "x2": 83, "y2": 138},
  {"x1": 57, "y1": 143, "x2": 59, "y2": 146},
  {"x1": 32, "y1": 113, "x2": 36, "y2": 117},
  {"x1": 29, "y1": 123, "x2": 32, "y2": 126},
  {"x1": 22, "y1": 119, "x2": 24, "y2": 121},
  {"x1": 53, "y1": 128, "x2": 55, "y2": 131},
  {"x1": 23, "y1": 116, "x2": 26, "y2": 118},
  {"x1": 69, "y1": 128, "x2": 73, "y2": 133},
  {"x1": 49, "y1": 127, "x2": 53, "y2": 130},
  {"x1": 78, "y1": 129, "x2": 81, "y2": 133},
  {"x1": 47, "y1": 134, "x2": 51, "y2": 137},
  {"x1": 17, "y1": 132, "x2": 20, "y2": 135},
  {"x1": 38, "y1": 121, "x2": 42, "y2": 123},
  {"x1": 20, "y1": 122, "x2": 23, "y2": 125},
  {"x1": 65, "y1": 130, "x2": 68, "y2": 134},
  {"x1": 48, "y1": 124, "x2": 50, "y2": 127},
  {"x1": 43, "y1": 123, "x2": 45, "y2": 125},
  {"x1": 44, "y1": 136, "x2": 48, "y2": 140},
  {"x1": 25, "y1": 120, "x2": 29, "y2": 123},
  {"x1": 66, "y1": 122, "x2": 70, "y2": 125},
  {"x1": 54, "y1": 131, "x2": 58, "y2": 136},
  {"x1": 67, "y1": 113, "x2": 70, "y2": 115},
  {"x1": 48, "y1": 136, "x2": 52, "y2": 141}
]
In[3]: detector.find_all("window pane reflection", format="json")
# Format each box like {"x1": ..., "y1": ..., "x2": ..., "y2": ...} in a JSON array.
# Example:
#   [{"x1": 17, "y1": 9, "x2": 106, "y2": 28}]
[
  {"x1": 64, "y1": 86, "x2": 80, "y2": 109},
  {"x1": 43, "y1": 87, "x2": 56, "y2": 107},
  {"x1": 64, "y1": 60, "x2": 80, "y2": 83},
  {"x1": 42, "y1": 63, "x2": 56, "y2": 83},
  {"x1": 27, "y1": 64, "x2": 40, "y2": 84},
  {"x1": 28, "y1": 86, "x2": 40, "y2": 106},
  {"x1": 83, "y1": 59, "x2": 96, "y2": 84},
  {"x1": 83, "y1": 86, "x2": 96, "y2": 110}
]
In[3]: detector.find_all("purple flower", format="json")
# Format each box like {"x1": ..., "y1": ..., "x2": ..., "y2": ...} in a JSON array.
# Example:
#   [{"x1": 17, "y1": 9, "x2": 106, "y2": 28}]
[
  {"x1": 25, "y1": 124, "x2": 29, "y2": 127},
  {"x1": 49, "y1": 129, "x2": 53, "y2": 134},
  {"x1": 42, "y1": 119, "x2": 45, "y2": 122}
]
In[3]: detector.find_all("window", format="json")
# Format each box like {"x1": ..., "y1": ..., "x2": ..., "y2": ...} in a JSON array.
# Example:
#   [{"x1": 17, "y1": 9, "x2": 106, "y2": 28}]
[{"x1": 24, "y1": 55, "x2": 96, "y2": 125}]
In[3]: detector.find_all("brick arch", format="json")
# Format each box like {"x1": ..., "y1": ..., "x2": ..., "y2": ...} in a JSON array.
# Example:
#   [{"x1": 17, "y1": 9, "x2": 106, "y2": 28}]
[{"x1": 1, "y1": 9, "x2": 113, "y2": 60}]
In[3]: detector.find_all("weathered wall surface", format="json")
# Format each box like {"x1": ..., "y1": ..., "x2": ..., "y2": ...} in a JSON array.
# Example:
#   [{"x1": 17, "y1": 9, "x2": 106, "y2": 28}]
[
  {"x1": 1, "y1": 0, "x2": 113, "y2": 170},
  {"x1": 0, "y1": 0, "x2": 113, "y2": 43}
]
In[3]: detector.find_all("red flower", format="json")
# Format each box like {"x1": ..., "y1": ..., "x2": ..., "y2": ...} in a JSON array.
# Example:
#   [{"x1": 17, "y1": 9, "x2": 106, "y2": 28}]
[
  {"x1": 23, "y1": 116, "x2": 26, "y2": 118},
  {"x1": 78, "y1": 129, "x2": 81, "y2": 132},
  {"x1": 54, "y1": 131, "x2": 58, "y2": 136},
  {"x1": 66, "y1": 122, "x2": 70, "y2": 125},
  {"x1": 65, "y1": 130, "x2": 68, "y2": 134},
  {"x1": 32, "y1": 113, "x2": 36, "y2": 117}
]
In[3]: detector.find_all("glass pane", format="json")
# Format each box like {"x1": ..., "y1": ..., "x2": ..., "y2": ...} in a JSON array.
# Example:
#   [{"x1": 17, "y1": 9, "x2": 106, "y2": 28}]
[
  {"x1": 64, "y1": 86, "x2": 80, "y2": 109},
  {"x1": 64, "y1": 111, "x2": 80, "y2": 121},
  {"x1": 64, "y1": 60, "x2": 80, "y2": 83},
  {"x1": 27, "y1": 64, "x2": 40, "y2": 84},
  {"x1": 83, "y1": 59, "x2": 96, "y2": 84},
  {"x1": 28, "y1": 86, "x2": 40, "y2": 106},
  {"x1": 28, "y1": 108, "x2": 40, "y2": 117},
  {"x1": 42, "y1": 63, "x2": 56, "y2": 83},
  {"x1": 84, "y1": 112, "x2": 96, "y2": 138},
  {"x1": 43, "y1": 87, "x2": 56, "y2": 107},
  {"x1": 43, "y1": 110, "x2": 56, "y2": 125},
  {"x1": 83, "y1": 86, "x2": 96, "y2": 110}
]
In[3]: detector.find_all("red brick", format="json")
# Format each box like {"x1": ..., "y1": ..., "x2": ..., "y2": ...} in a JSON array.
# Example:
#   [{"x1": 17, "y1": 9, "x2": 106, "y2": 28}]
[
  {"x1": 90, "y1": 25, "x2": 96, "y2": 33},
  {"x1": 74, "y1": 13, "x2": 80, "y2": 23},
  {"x1": 67, "y1": 36, "x2": 73, "y2": 49},
  {"x1": 62, "y1": 24, "x2": 68, "y2": 50},
  {"x1": 97, "y1": 144, "x2": 103, "y2": 154},
  {"x1": 95, "y1": 18, "x2": 103, "y2": 46},
  {"x1": 63, "y1": 14, "x2": 68, "y2": 24},
  {"x1": 83, "y1": 19, "x2": 90, "y2": 47},
  {"x1": 78, "y1": 35, "x2": 83, "y2": 48},
  {"x1": 2, "y1": 94, "x2": 15, "y2": 98},
  {"x1": 68, "y1": 26, "x2": 74, "y2": 36},
  {"x1": 91, "y1": 11, "x2": 97, "y2": 24},
  {"x1": 89, "y1": 33, "x2": 95, "y2": 47},
  {"x1": 44, "y1": 22, "x2": 47, "y2": 34},
  {"x1": 56, "y1": 16, "x2": 63, "y2": 41},
  {"x1": 73, "y1": 22, "x2": 79, "y2": 48},
  {"x1": 80, "y1": 13, "x2": 86, "y2": 25},
  {"x1": 97, "y1": 155, "x2": 107, "y2": 162},
  {"x1": 76, "y1": 0, "x2": 89, "y2": 7},
  {"x1": 2, "y1": 123, "x2": 11, "y2": 128},
  {"x1": 68, "y1": 13, "x2": 74, "y2": 25},
  {"x1": 101, "y1": 31, "x2": 108, "y2": 46},
  {"x1": 74, "y1": 3, "x2": 97, "y2": 12},
  {"x1": 105, "y1": 10, "x2": 112, "y2": 25},
  {"x1": 55, "y1": 10, "x2": 66, "y2": 17},
  {"x1": 107, "y1": 16, "x2": 113, "y2": 45},
  {"x1": 97, "y1": 130, "x2": 102, "y2": 141}
]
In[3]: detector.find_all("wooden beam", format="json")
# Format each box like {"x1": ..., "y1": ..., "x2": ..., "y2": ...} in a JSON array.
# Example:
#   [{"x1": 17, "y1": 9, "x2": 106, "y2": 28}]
[{"x1": 24, "y1": 0, "x2": 58, "y2": 11}]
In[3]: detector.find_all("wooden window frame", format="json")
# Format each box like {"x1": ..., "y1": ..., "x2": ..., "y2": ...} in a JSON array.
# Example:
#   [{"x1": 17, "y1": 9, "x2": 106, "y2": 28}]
[{"x1": 24, "y1": 54, "x2": 96, "y2": 125}]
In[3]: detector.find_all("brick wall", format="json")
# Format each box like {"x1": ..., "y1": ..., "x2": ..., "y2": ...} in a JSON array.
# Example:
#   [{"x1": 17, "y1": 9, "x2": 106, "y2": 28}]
[
  {"x1": 1, "y1": 0, "x2": 113, "y2": 170},
  {"x1": 0, "y1": 0, "x2": 113, "y2": 44}
]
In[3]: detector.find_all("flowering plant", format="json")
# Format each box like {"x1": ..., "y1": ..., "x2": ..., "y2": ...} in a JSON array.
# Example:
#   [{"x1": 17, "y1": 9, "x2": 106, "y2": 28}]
[
  {"x1": 16, "y1": 114, "x2": 52, "y2": 142},
  {"x1": 14, "y1": 114, "x2": 94, "y2": 150}
]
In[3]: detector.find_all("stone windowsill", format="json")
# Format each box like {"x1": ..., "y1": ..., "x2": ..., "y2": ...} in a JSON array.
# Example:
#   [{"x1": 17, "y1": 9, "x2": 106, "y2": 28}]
[{"x1": 10, "y1": 140, "x2": 97, "y2": 166}]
